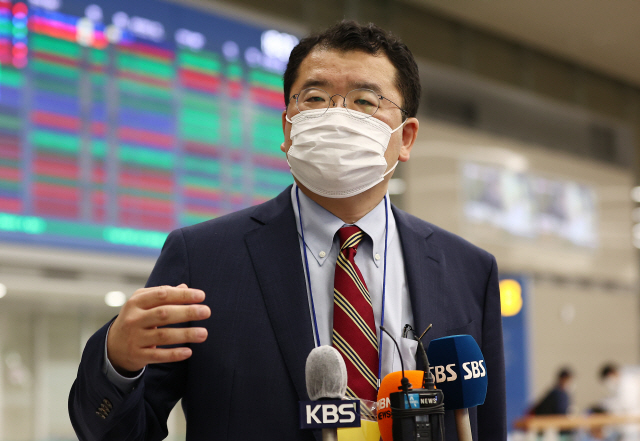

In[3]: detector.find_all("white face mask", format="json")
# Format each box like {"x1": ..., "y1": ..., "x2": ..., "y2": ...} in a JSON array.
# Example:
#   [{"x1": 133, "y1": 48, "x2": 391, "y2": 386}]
[{"x1": 285, "y1": 107, "x2": 405, "y2": 198}]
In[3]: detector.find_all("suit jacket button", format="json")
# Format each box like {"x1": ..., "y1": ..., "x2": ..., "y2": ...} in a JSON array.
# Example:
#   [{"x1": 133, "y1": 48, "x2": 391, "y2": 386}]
[{"x1": 103, "y1": 398, "x2": 112, "y2": 409}]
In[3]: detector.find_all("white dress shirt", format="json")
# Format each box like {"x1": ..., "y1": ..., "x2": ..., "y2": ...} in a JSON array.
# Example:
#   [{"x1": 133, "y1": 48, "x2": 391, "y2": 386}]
[{"x1": 291, "y1": 184, "x2": 416, "y2": 379}]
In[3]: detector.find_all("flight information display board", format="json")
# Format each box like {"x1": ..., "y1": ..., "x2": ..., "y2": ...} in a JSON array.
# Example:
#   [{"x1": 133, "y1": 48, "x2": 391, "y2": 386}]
[{"x1": 0, "y1": 0, "x2": 296, "y2": 254}]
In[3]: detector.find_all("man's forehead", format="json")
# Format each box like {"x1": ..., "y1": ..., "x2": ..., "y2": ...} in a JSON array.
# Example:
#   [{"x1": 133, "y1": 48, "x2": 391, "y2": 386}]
[{"x1": 294, "y1": 48, "x2": 397, "y2": 95}]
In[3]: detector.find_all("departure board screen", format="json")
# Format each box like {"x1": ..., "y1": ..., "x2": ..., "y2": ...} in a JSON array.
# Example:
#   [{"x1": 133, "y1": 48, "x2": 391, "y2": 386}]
[{"x1": 0, "y1": 0, "x2": 296, "y2": 254}]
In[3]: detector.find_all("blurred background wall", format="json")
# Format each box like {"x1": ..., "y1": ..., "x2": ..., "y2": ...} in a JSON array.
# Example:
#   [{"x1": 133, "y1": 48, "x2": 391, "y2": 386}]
[{"x1": 0, "y1": 0, "x2": 639, "y2": 439}]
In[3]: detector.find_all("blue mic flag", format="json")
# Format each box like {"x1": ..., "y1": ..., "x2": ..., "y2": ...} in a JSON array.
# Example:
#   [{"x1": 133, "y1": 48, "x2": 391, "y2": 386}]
[{"x1": 426, "y1": 334, "x2": 488, "y2": 410}]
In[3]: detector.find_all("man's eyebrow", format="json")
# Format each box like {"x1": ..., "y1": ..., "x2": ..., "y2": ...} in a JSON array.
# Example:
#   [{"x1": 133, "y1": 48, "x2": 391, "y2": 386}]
[
  {"x1": 299, "y1": 78, "x2": 330, "y2": 91},
  {"x1": 347, "y1": 81, "x2": 383, "y2": 95},
  {"x1": 296, "y1": 79, "x2": 384, "y2": 95}
]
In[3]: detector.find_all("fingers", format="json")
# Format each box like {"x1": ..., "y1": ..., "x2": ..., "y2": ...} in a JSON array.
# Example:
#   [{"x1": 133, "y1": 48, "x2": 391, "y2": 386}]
[
  {"x1": 136, "y1": 304, "x2": 211, "y2": 329},
  {"x1": 138, "y1": 327, "x2": 208, "y2": 348},
  {"x1": 132, "y1": 285, "x2": 205, "y2": 310},
  {"x1": 107, "y1": 284, "x2": 211, "y2": 372},
  {"x1": 139, "y1": 347, "x2": 193, "y2": 365}
]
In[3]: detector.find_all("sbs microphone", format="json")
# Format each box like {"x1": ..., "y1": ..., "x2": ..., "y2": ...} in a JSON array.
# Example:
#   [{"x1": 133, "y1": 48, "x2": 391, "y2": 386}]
[
  {"x1": 300, "y1": 346, "x2": 361, "y2": 441},
  {"x1": 377, "y1": 326, "x2": 445, "y2": 441},
  {"x1": 426, "y1": 335, "x2": 488, "y2": 441}
]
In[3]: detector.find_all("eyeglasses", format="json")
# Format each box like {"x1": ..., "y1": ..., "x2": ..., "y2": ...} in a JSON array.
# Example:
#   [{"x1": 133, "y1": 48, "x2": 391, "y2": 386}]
[{"x1": 290, "y1": 88, "x2": 408, "y2": 119}]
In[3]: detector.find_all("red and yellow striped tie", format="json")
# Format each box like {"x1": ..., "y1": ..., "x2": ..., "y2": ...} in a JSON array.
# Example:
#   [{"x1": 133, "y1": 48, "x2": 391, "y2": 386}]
[{"x1": 332, "y1": 226, "x2": 378, "y2": 402}]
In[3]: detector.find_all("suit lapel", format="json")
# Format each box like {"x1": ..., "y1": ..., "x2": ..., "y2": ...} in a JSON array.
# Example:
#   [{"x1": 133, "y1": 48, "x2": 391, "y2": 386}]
[
  {"x1": 244, "y1": 188, "x2": 316, "y2": 403},
  {"x1": 392, "y1": 207, "x2": 446, "y2": 365}
]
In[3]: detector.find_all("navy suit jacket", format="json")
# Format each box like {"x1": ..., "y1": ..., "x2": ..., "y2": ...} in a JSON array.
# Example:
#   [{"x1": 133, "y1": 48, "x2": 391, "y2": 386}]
[{"x1": 69, "y1": 186, "x2": 506, "y2": 440}]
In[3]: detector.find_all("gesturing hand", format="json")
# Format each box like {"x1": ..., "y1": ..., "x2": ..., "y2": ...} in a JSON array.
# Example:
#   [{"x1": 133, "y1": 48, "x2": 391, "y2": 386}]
[{"x1": 106, "y1": 284, "x2": 211, "y2": 375}]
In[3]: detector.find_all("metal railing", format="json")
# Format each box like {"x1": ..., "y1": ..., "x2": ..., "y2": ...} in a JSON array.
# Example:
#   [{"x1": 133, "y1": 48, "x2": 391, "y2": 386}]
[{"x1": 513, "y1": 414, "x2": 640, "y2": 441}]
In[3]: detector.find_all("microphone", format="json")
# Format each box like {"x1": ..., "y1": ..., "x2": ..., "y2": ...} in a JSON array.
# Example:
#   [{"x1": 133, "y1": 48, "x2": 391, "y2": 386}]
[
  {"x1": 377, "y1": 326, "x2": 445, "y2": 441},
  {"x1": 299, "y1": 346, "x2": 361, "y2": 441},
  {"x1": 377, "y1": 370, "x2": 430, "y2": 441},
  {"x1": 426, "y1": 335, "x2": 488, "y2": 441},
  {"x1": 306, "y1": 345, "x2": 348, "y2": 401}
]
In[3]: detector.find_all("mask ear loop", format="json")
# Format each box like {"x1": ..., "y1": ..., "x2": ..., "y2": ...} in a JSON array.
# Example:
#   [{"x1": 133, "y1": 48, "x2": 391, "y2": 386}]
[
  {"x1": 382, "y1": 160, "x2": 399, "y2": 178},
  {"x1": 382, "y1": 118, "x2": 408, "y2": 176},
  {"x1": 389, "y1": 117, "x2": 407, "y2": 134}
]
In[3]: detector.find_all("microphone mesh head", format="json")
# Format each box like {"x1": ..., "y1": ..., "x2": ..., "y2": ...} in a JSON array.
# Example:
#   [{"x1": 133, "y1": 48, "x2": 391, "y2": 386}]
[{"x1": 305, "y1": 346, "x2": 348, "y2": 400}]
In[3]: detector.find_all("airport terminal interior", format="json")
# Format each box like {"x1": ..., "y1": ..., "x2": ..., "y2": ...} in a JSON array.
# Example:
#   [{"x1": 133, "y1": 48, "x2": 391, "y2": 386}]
[{"x1": 1, "y1": 0, "x2": 640, "y2": 439}]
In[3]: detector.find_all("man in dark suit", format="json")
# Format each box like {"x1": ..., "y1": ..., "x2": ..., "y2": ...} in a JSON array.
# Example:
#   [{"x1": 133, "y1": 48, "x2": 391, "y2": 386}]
[
  {"x1": 69, "y1": 21, "x2": 506, "y2": 440},
  {"x1": 532, "y1": 368, "x2": 574, "y2": 415}
]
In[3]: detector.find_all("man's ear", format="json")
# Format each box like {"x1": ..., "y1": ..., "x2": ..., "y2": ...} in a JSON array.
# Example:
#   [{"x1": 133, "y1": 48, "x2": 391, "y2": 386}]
[{"x1": 399, "y1": 117, "x2": 419, "y2": 162}]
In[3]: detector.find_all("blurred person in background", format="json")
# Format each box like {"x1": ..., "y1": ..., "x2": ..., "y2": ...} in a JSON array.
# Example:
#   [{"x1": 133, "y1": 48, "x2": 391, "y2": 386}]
[
  {"x1": 600, "y1": 363, "x2": 622, "y2": 413},
  {"x1": 532, "y1": 367, "x2": 575, "y2": 415},
  {"x1": 530, "y1": 368, "x2": 575, "y2": 440}
]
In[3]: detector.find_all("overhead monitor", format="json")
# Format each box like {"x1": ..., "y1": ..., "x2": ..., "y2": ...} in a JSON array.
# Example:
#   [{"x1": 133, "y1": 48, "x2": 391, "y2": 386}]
[
  {"x1": 0, "y1": 0, "x2": 297, "y2": 254},
  {"x1": 462, "y1": 162, "x2": 598, "y2": 248}
]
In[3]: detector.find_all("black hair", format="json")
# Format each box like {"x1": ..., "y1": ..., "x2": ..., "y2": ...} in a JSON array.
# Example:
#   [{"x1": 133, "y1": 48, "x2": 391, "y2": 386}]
[
  {"x1": 600, "y1": 363, "x2": 619, "y2": 380},
  {"x1": 283, "y1": 20, "x2": 421, "y2": 118},
  {"x1": 558, "y1": 367, "x2": 574, "y2": 381}
]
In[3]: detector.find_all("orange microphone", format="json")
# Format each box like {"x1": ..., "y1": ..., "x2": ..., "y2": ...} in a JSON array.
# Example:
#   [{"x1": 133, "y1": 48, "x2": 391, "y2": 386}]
[
  {"x1": 376, "y1": 370, "x2": 425, "y2": 441},
  {"x1": 376, "y1": 325, "x2": 445, "y2": 441}
]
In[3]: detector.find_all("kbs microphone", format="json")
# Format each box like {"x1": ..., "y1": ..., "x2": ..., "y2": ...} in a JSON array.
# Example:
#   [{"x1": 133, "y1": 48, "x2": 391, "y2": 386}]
[
  {"x1": 306, "y1": 345, "x2": 348, "y2": 401},
  {"x1": 299, "y1": 346, "x2": 361, "y2": 441},
  {"x1": 377, "y1": 326, "x2": 445, "y2": 441},
  {"x1": 426, "y1": 335, "x2": 487, "y2": 441}
]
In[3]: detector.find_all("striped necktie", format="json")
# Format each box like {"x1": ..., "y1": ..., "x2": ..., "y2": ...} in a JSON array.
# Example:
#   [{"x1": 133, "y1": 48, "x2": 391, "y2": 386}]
[{"x1": 332, "y1": 226, "x2": 378, "y2": 402}]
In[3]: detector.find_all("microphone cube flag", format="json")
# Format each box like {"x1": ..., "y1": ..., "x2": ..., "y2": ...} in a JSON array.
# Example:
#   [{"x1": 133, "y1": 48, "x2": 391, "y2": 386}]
[
  {"x1": 376, "y1": 370, "x2": 425, "y2": 441},
  {"x1": 426, "y1": 334, "x2": 487, "y2": 410}
]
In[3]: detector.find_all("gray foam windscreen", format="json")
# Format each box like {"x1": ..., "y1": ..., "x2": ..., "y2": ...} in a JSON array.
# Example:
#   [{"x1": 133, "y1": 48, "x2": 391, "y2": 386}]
[{"x1": 305, "y1": 345, "x2": 348, "y2": 400}]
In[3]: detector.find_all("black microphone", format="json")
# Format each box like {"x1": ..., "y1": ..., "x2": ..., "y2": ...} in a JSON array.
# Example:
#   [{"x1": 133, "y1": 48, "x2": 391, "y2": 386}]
[
  {"x1": 406, "y1": 323, "x2": 435, "y2": 390},
  {"x1": 378, "y1": 326, "x2": 445, "y2": 441},
  {"x1": 299, "y1": 346, "x2": 361, "y2": 441}
]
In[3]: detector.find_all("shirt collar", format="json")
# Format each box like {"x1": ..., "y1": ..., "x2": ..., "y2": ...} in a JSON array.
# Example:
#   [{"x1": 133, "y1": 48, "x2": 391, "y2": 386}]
[{"x1": 291, "y1": 184, "x2": 396, "y2": 267}]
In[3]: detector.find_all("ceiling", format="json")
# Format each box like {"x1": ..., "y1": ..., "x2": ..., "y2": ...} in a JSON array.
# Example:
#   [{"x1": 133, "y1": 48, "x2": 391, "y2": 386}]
[{"x1": 408, "y1": 0, "x2": 640, "y2": 88}]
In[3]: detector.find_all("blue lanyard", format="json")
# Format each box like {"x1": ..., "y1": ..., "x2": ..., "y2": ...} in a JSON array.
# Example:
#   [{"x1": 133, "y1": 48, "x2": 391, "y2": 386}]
[{"x1": 295, "y1": 186, "x2": 388, "y2": 387}]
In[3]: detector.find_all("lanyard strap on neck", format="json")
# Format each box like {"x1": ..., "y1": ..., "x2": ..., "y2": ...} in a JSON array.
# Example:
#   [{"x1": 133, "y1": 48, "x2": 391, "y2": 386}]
[
  {"x1": 378, "y1": 196, "x2": 389, "y2": 387},
  {"x1": 296, "y1": 186, "x2": 322, "y2": 346},
  {"x1": 295, "y1": 186, "x2": 388, "y2": 385}
]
